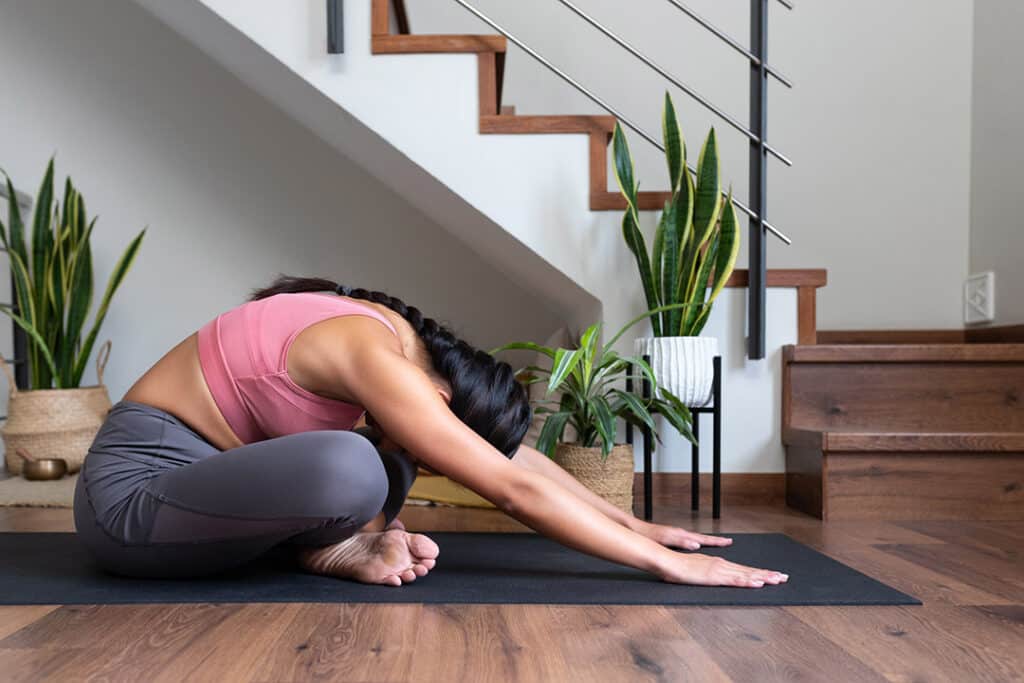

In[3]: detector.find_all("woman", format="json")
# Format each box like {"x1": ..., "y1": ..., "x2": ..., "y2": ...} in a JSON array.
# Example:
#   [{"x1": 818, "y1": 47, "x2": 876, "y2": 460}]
[{"x1": 73, "y1": 274, "x2": 788, "y2": 588}]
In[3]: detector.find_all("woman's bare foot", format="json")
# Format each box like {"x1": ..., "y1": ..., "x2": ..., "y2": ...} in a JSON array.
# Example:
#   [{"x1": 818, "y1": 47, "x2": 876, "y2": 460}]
[{"x1": 297, "y1": 529, "x2": 439, "y2": 586}]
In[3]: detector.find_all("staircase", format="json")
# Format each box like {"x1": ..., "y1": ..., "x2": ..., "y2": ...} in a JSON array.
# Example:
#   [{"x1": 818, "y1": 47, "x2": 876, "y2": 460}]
[{"x1": 783, "y1": 343, "x2": 1024, "y2": 520}]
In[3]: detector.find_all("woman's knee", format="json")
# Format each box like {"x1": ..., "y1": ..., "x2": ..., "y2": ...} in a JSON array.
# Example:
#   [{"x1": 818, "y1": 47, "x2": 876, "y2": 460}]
[{"x1": 293, "y1": 431, "x2": 389, "y2": 525}]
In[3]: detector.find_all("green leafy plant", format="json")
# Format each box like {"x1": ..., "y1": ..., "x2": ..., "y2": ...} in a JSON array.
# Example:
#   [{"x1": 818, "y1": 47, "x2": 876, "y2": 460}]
[
  {"x1": 0, "y1": 158, "x2": 146, "y2": 389},
  {"x1": 614, "y1": 91, "x2": 741, "y2": 338},
  {"x1": 491, "y1": 303, "x2": 698, "y2": 460}
]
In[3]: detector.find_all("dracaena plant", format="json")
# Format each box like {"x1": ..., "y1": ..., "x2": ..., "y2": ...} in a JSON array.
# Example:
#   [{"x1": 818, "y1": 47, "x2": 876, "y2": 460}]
[
  {"x1": 0, "y1": 158, "x2": 146, "y2": 389},
  {"x1": 491, "y1": 303, "x2": 699, "y2": 461},
  {"x1": 614, "y1": 91, "x2": 741, "y2": 338}
]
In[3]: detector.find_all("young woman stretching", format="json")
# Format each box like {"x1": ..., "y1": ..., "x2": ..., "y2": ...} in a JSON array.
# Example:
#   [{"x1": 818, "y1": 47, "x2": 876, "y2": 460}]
[{"x1": 73, "y1": 274, "x2": 789, "y2": 588}]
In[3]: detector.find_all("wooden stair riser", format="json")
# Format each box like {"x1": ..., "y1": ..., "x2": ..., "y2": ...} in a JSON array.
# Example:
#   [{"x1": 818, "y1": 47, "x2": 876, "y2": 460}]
[
  {"x1": 788, "y1": 363, "x2": 1024, "y2": 433},
  {"x1": 369, "y1": 0, "x2": 678, "y2": 212},
  {"x1": 787, "y1": 449, "x2": 1024, "y2": 521}
]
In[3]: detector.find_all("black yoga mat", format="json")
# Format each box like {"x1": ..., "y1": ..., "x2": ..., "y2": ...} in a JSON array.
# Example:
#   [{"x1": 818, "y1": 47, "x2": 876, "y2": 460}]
[{"x1": 0, "y1": 531, "x2": 919, "y2": 606}]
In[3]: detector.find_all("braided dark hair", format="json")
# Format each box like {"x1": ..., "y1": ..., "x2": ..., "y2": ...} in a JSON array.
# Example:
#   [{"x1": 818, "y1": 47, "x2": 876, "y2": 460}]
[{"x1": 248, "y1": 274, "x2": 532, "y2": 458}]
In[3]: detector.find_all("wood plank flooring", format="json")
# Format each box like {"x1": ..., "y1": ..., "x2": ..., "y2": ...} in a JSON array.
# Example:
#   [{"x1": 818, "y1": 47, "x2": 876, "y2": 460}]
[{"x1": 1, "y1": 503, "x2": 1022, "y2": 682}]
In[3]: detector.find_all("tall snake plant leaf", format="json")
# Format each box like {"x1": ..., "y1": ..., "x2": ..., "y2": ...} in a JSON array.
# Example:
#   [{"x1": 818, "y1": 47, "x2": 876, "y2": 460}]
[
  {"x1": 662, "y1": 91, "x2": 684, "y2": 193},
  {"x1": 691, "y1": 128, "x2": 722, "y2": 253},
  {"x1": 682, "y1": 230, "x2": 721, "y2": 335},
  {"x1": 651, "y1": 206, "x2": 666, "y2": 314},
  {"x1": 613, "y1": 121, "x2": 662, "y2": 335},
  {"x1": 612, "y1": 122, "x2": 638, "y2": 213},
  {"x1": 673, "y1": 167, "x2": 697, "y2": 324},
  {"x1": 705, "y1": 190, "x2": 741, "y2": 307},
  {"x1": 660, "y1": 199, "x2": 679, "y2": 335},
  {"x1": 30, "y1": 160, "x2": 54, "y2": 323},
  {"x1": 70, "y1": 227, "x2": 146, "y2": 387},
  {"x1": 621, "y1": 209, "x2": 661, "y2": 336},
  {"x1": 63, "y1": 218, "x2": 96, "y2": 374},
  {"x1": 0, "y1": 303, "x2": 60, "y2": 383}
]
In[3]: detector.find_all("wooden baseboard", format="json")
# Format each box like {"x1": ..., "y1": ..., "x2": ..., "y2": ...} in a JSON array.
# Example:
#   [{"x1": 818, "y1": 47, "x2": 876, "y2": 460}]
[
  {"x1": 966, "y1": 324, "x2": 1024, "y2": 343},
  {"x1": 632, "y1": 472, "x2": 784, "y2": 508}
]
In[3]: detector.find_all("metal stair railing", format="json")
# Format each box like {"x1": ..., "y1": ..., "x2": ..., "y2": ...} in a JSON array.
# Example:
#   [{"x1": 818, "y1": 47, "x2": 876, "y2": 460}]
[
  {"x1": 447, "y1": 0, "x2": 793, "y2": 359},
  {"x1": 368, "y1": 0, "x2": 790, "y2": 359}
]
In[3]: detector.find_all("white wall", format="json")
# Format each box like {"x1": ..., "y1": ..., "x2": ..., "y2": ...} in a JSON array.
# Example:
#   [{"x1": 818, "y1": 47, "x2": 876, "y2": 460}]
[
  {"x1": 0, "y1": 0, "x2": 562, "y2": 407},
  {"x1": 412, "y1": 0, "x2": 976, "y2": 330},
  {"x1": 969, "y1": 0, "x2": 1024, "y2": 328}
]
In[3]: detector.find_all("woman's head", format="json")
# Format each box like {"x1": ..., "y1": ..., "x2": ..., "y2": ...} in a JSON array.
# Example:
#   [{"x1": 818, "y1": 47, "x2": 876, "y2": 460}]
[{"x1": 249, "y1": 274, "x2": 532, "y2": 459}]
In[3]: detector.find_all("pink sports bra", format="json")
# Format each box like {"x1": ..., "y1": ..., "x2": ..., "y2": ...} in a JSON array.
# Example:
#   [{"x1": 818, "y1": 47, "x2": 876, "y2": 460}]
[{"x1": 196, "y1": 291, "x2": 400, "y2": 444}]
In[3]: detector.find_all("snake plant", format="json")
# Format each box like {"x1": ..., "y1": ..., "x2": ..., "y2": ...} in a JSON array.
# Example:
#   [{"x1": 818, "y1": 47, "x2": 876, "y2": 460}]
[
  {"x1": 613, "y1": 91, "x2": 741, "y2": 338},
  {"x1": 0, "y1": 158, "x2": 146, "y2": 389},
  {"x1": 492, "y1": 303, "x2": 698, "y2": 460}
]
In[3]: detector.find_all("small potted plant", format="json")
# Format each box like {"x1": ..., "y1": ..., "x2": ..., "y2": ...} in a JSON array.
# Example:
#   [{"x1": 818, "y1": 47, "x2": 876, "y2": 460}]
[
  {"x1": 0, "y1": 158, "x2": 146, "y2": 474},
  {"x1": 613, "y1": 92, "x2": 741, "y2": 407},
  {"x1": 492, "y1": 304, "x2": 696, "y2": 513}
]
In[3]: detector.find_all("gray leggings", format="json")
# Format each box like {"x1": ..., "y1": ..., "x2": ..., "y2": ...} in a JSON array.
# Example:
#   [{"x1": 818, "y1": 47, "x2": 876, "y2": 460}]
[{"x1": 73, "y1": 399, "x2": 418, "y2": 579}]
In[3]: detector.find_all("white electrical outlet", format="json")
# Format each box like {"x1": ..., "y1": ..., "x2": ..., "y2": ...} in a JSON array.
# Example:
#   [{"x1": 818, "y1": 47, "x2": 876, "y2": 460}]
[{"x1": 964, "y1": 272, "x2": 995, "y2": 324}]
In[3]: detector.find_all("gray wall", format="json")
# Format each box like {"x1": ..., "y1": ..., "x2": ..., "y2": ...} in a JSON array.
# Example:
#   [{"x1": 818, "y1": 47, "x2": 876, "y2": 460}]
[
  {"x1": 0, "y1": 0, "x2": 561, "y2": 402},
  {"x1": 970, "y1": 0, "x2": 1024, "y2": 328},
  {"x1": 412, "y1": 0, "x2": 975, "y2": 330}
]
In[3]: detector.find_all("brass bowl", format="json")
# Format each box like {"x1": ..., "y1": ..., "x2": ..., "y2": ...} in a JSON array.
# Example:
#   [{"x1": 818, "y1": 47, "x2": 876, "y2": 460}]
[{"x1": 22, "y1": 458, "x2": 68, "y2": 481}]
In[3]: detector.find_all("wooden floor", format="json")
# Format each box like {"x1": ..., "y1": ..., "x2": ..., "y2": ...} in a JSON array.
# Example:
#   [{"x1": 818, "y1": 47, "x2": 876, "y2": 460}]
[{"x1": 1, "y1": 502, "x2": 1023, "y2": 682}]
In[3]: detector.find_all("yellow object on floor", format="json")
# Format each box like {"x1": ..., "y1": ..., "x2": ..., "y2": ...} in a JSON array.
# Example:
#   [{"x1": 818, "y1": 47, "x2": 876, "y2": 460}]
[{"x1": 408, "y1": 473, "x2": 496, "y2": 509}]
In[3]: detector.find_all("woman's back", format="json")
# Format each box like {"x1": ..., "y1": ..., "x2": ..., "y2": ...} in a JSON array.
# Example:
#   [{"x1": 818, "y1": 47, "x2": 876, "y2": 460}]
[{"x1": 123, "y1": 292, "x2": 402, "y2": 450}]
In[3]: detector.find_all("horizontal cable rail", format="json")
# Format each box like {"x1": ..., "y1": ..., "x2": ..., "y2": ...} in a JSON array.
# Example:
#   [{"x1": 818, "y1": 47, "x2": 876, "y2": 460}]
[
  {"x1": 664, "y1": 0, "x2": 792, "y2": 87},
  {"x1": 451, "y1": 0, "x2": 791, "y2": 245},
  {"x1": 555, "y1": 0, "x2": 791, "y2": 166}
]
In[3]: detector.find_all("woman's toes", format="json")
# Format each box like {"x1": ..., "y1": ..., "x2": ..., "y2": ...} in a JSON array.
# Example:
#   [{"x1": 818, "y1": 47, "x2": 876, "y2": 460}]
[
  {"x1": 400, "y1": 568, "x2": 417, "y2": 583},
  {"x1": 412, "y1": 564, "x2": 429, "y2": 577},
  {"x1": 420, "y1": 558, "x2": 436, "y2": 570},
  {"x1": 408, "y1": 533, "x2": 440, "y2": 559}
]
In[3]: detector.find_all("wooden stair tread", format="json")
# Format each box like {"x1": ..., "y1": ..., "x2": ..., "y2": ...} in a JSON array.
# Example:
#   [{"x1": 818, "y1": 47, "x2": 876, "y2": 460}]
[
  {"x1": 480, "y1": 115, "x2": 616, "y2": 135},
  {"x1": 784, "y1": 343, "x2": 1024, "y2": 363},
  {"x1": 591, "y1": 191, "x2": 673, "y2": 211},
  {"x1": 372, "y1": 34, "x2": 506, "y2": 54},
  {"x1": 784, "y1": 427, "x2": 1024, "y2": 452}
]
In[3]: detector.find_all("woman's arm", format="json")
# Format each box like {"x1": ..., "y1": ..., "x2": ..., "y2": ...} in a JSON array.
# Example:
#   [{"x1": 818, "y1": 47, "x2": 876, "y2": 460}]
[
  {"x1": 511, "y1": 444, "x2": 735, "y2": 551},
  {"x1": 510, "y1": 443, "x2": 640, "y2": 530},
  {"x1": 336, "y1": 320, "x2": 787, "y2": 588}
]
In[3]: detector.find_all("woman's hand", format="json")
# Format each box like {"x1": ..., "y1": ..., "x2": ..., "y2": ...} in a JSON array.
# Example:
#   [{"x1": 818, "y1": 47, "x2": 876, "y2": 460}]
[
  {"x1": 631, "y1": 519, "x2": 734, "y2": 551},
  {"x1": 656, "y1": 551, "x2": 789, "y2": 588}
]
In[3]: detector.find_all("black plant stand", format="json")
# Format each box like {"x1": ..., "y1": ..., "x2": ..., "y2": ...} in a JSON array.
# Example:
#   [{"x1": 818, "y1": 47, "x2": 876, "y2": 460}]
[{"x1": 626, "y1": 355, "x2": 722, "y2": 520}]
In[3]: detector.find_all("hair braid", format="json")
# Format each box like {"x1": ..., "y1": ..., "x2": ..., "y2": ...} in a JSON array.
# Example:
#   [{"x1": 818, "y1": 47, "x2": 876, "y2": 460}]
[{"x1": 248, "y1": 274, "x2": 531, "y2": 458}]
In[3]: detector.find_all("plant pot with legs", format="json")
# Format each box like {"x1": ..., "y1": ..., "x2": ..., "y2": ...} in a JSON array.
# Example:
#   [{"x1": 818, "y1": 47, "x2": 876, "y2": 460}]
[
  {"x1": 613, "y1": 92, "x2": 741, "y2": 408},
  {"x1": 0, "y1": 158, "x2": 146, "y2": 474},
  {"x1": 492, "y1": 304, "x2": 697, "y2": 513}
]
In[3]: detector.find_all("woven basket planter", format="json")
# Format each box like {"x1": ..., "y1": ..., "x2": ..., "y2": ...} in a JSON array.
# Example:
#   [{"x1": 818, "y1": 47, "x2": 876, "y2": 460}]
[
  {"x1": 552, "y1": 442, "x2": 635, "y2": 514},
  {"x1": 0, "y1": 340, "x2": 113, "y2": 475}
]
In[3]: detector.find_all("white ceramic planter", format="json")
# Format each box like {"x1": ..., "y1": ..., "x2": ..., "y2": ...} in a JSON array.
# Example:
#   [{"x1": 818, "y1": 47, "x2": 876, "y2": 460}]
[{"x1": 633, "y1": 336, "x2": 718, "y2": 407}]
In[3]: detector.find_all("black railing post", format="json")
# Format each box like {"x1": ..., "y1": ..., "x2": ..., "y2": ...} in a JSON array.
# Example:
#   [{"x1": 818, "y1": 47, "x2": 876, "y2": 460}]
[
  {"x1": 327, "y1": 0, "x2": 344, "y2": 54},
  {"x1": 748, "y1": 0, "x2": 769, "y2": 360}
]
